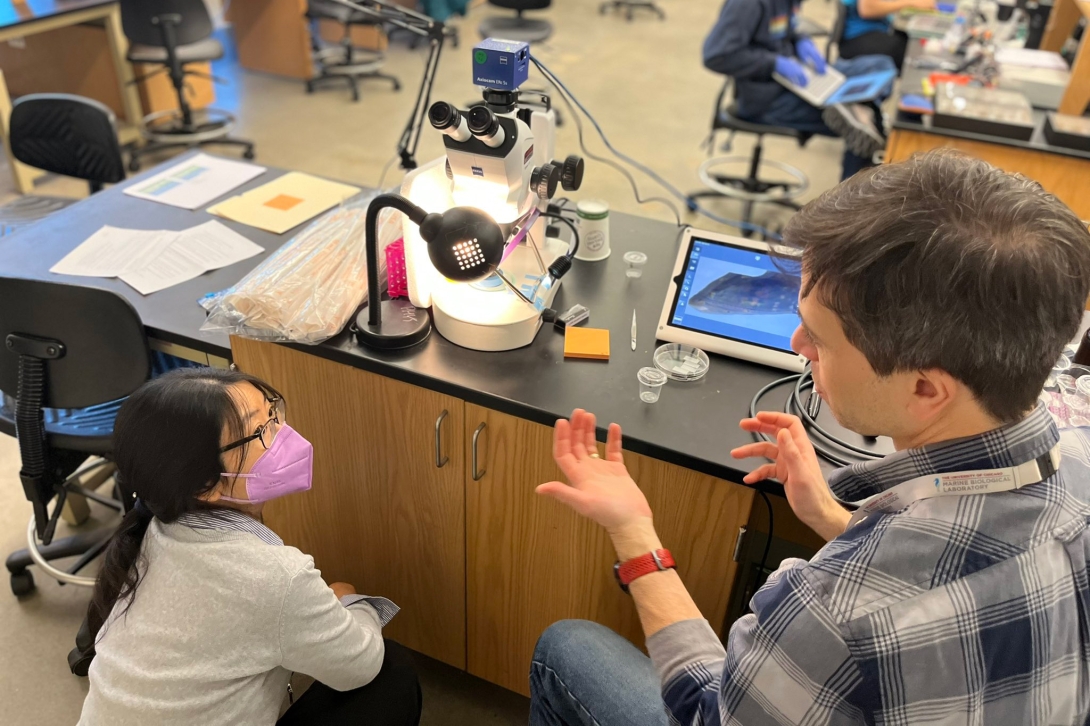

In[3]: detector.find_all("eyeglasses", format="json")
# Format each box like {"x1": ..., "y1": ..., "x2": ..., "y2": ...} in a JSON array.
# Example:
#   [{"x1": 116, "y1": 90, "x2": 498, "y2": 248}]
[{"x1": 221, "y1": 397, "x2": 286, "y2": 453}]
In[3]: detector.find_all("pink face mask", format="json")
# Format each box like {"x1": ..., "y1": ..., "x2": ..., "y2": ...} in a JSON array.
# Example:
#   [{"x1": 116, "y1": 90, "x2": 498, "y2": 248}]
[{"x1": 219, "y1": 424, "x2": 313, "y2": 504}]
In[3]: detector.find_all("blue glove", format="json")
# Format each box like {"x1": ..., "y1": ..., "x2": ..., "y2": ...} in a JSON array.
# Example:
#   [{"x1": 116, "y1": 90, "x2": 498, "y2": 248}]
[
  {"x1": 796, "y1": 37, "x2": 827, "y2": 75},
  {"x1": 774, "y1": 56, "x2": 808, "y2": 87}
]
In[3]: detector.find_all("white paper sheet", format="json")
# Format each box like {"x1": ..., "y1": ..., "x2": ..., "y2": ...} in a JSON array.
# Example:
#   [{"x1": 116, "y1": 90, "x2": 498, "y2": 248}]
[
  {"x1": 49, "y1": 226, "x2": 151, "y2": 277},
  {"x1": 123, "y1": 153, "x2": 266, "y2": 210},
  {"x1": 51, "y1": 221, "x2": 264, "y2": 295}
]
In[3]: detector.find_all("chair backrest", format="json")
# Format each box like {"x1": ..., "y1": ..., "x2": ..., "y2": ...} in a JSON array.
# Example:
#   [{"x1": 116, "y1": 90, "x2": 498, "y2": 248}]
[
  {"x1": 826, "y1": 1, "x2": 848, "y2": 62},
  {"x1": 9, "y1": 94, "x2": 125, "y2": 187},
  {"x1": 489, "y1": 0, "x2": 551, "y2": 11},
  {"x1": 120, "y1": 0, "x2": 213, "y2": 47},
  {"x1": 0, "y1": 278, "x2": 149, "y2": 410}
]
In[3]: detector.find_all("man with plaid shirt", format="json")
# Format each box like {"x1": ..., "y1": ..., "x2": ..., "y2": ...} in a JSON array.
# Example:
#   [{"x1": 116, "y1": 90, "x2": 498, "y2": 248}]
[{"x1": 528, "y1": 151, "x2": 1090, "y2": 725}]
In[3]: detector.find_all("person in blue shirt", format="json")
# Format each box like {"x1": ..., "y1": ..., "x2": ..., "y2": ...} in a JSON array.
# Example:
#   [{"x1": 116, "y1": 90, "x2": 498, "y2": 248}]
[
  {"x1": 839, "y1": 0, "x2": 935, "y2": 68},
  {"x1": 702, "y1": 0, "x2": 896, "y2": 179}
]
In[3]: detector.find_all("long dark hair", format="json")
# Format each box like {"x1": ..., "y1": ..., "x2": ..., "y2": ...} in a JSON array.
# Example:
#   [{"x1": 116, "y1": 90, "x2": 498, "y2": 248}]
[{"x1": 88, "y1": 368, "x2": 282, "y2": 640}]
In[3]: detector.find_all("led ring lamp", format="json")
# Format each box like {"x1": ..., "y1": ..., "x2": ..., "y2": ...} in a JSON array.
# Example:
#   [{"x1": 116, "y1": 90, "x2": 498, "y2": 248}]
[{"x1": 354, "y1": 193, "x2": 506, "y2": 350}]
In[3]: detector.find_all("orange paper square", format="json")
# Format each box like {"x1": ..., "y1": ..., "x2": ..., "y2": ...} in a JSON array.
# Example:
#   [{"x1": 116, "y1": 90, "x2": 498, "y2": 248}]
[
  {"x1": 564, "y1": 327, "x2": 610, "y2": 360},
  {"x1": 264, "y1": 194, "x2": 304, "y2": 211}
]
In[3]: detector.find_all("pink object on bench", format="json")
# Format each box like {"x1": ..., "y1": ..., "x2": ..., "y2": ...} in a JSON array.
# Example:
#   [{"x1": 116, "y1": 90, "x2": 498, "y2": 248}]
[{"x1": 386, "y1": 238, "x2": 407, "y2": 298}]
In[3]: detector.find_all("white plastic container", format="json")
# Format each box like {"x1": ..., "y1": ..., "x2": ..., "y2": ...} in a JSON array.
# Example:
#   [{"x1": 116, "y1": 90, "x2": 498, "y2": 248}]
[{"x1": 574, "y1": 199, "x2": 610, "y2": 261}]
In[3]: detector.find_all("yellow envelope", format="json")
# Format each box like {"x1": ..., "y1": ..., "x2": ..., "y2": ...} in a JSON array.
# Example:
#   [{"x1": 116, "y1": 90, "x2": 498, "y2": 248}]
[{"x1": 208, "y1": 171, "x2": 361, "y2": 234}]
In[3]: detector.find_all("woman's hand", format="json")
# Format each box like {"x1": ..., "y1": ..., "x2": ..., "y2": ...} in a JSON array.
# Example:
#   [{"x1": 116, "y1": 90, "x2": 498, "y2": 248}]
[
  {"x1": 536, "y1": 409, "x2": 653, "y2": 535},
  {"x1": 731, "y1": 412, "x2": 849, "y2": 541},
  {"x1": 329, "y1": 582, "x2": 357, "y2": 599}
]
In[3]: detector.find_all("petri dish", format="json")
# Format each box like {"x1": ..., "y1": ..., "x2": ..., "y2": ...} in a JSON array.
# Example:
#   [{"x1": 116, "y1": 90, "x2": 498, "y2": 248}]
[{"x1": 653, "y1": 343, "x2": 710, "y2": 382}]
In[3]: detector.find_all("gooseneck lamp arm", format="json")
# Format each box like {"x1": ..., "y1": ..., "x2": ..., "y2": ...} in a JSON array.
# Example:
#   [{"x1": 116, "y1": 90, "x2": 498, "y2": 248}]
[{"x1": 366, "y1": 194, "x2": 429, "y2": 327}]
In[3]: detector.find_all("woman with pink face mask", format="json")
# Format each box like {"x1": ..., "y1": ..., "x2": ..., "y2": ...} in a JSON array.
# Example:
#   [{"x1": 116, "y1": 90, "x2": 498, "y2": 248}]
[{"x1": 77, "y1": 368, "x2": 420, "y2": 726}]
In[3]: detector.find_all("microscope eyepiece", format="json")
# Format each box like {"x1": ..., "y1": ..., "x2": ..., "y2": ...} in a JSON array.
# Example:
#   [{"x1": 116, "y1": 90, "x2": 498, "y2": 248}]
[
  {"x1": 429, "y1": 101, "x2": 472, "y2": 142},
  {"x1": 429, "y1": 102, "x2": 460, "y2": 131},
  {"x1": 467, "y1": 106, "x2": 505, "y2": 148},
  {"x1": 467, "y1": 106, "x2": 500, "y2": 137}
]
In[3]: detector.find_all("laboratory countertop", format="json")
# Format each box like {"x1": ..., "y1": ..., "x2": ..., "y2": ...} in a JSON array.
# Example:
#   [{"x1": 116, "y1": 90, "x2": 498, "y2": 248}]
[
  {"x1": 892, "y1": 41, "x2": 1090, "y2": 161},
  {"x1": 0, "y1": 152, "x2": 888, "y2": 488}
]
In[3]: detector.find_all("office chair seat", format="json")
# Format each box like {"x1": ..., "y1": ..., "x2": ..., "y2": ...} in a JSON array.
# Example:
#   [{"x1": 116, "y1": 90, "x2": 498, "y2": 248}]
[
  {"x1": 0, "y1": 196, "x2": 77, "y2": 237},
  {"x1": 716, "y1": 104, "x2": 810, "y2": 141},
  {"x1": 127, "y1": 37, "x2": 224, "y2": 64},
  {"x1": 0, "y1": 397, "x2": 121, "y2": 454},
  {"x1": 478, "y1": 15, "x2": 552, "y2": 42}
]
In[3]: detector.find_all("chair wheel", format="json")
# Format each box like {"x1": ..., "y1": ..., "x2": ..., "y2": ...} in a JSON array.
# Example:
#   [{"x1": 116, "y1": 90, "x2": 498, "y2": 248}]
[
  {"x1": 305, "y1": 82, "x2": 315, "y2": 94},
  {"x1": 243, "y1": 148, "x2": 256, "y2": 160},
  {"x1": 393, "y1": 80, "x2": 402, "y2": 92},
  {"x1": 128, "y1": 158, "x2": 141, "y2": 173},
  {"x1": 11, "y1": 570, "x2": 34, "y2": 597}
]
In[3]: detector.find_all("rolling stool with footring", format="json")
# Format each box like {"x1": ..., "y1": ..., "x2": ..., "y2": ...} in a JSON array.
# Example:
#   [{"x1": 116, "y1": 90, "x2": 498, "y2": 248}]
[
  {"x1": 121, "y1": 0, "x2": 255, "y2": 171},
  {"x1": 478, "y1": 0, "x2": 553, "y2": 43},
  {"x1": 687, "y1": 79, "x2": 811, "y2": 239},
  {"x1": 0, "y1": 278, "x2": 151, "y2": 676},
  {"x1": 306, "y1": 0, "x2": 402, "y2": 102},
  {"x1": 600, "y1": 1, "x2": 666, "y2": 21}
]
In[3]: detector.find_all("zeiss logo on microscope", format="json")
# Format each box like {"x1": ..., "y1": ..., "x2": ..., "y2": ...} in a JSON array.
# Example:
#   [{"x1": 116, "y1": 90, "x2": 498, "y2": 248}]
[{"x1": 471, "y1": 166, "x2": 484, "y2": 177}]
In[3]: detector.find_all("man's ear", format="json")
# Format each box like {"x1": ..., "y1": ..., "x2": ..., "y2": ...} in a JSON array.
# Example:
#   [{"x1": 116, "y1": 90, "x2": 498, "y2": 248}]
[{"x1": 907, "y1": 368, "x2": 958, "y2": 423}]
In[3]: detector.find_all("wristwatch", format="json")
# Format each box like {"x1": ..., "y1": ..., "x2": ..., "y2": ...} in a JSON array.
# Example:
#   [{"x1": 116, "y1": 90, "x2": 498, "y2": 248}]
[{"x1": 613, "y1": 549, "x2": 676, "y2": 593}]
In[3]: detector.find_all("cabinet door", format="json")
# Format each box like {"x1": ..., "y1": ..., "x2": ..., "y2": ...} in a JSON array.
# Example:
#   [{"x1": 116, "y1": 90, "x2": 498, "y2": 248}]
[
  {"x1": 232, "y1": 338, "x2": 467, "y2": 668},
  {"x1": 465, "y1": 404, "x2": 755, "y2": 695}
]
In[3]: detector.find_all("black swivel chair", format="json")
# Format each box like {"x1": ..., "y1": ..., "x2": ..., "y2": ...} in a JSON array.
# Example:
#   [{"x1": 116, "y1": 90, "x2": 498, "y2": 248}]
[
  {"x1": 121, "y1": 0, "x2": 254, "y2": 171},
  {"x1": 478, "y1": 0, "x2": 553, "y2": 43},
  {"x1": 2, "y1": 278, "x2": 148, "y2": 605},
  {"x1": 686, "y1": 79, "x2": 812, "y2": 239},
  {"x1": 305, "y1": 0, "x2": 402, "y2": 102},
  {"x1": 599, "y1": 0, "x2": 665, "y2": 21},
  {"x1": 0, "y1": 94, "x2": 125, "y2": 236}
]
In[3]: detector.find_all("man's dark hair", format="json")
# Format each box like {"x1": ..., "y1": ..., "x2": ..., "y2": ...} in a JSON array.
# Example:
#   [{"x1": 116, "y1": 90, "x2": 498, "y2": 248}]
[{"x1": 784, "y1": 150, "x2": 1090, "y2": 423}]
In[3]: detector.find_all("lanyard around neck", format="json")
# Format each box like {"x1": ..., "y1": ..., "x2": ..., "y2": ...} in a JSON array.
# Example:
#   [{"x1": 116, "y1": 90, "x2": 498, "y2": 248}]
[{"x1": 846, "y1": 444, "x2": 1061, "y2": 528}]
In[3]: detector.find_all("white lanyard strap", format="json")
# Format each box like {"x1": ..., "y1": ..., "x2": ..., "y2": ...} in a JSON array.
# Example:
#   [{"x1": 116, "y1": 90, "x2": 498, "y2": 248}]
[{"x1": 847, "y1": 444, "x2": 1061, "y2": 528}]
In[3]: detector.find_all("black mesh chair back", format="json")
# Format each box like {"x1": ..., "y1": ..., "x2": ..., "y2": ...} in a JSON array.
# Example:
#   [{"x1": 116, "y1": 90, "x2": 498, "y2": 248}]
[
  {"x1": 120, "y1": 0, "x2": 214, "y2": 47},
  {"x1": 489, "y1": 0, "x2": 551, "y2": 10},
  {"x1": 8, "y1": 94, "x2": 125, "y2": 190},
  {"x1": 0, "y1": 277, "x2": 149, "y2": 542}
]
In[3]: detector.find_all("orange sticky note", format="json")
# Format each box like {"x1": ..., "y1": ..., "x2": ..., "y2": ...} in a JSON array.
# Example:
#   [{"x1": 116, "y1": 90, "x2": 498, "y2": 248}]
[
  {"x1": 264, "y1": 194, "x2": 304, "y2": 211},
  {"x1": 564, "y1": 327, "x2": 610, "y2": 361}
]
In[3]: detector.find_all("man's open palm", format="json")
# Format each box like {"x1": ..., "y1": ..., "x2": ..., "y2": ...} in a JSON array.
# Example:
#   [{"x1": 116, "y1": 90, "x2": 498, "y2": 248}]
[{"x1": 536, "y1": 409, "x2": 653, "y2": 532}]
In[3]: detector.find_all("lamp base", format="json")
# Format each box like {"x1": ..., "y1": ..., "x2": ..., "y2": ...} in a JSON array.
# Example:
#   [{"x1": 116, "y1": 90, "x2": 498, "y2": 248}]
[{"x1": 354, "y1": 299, "x2": 432, "y2": 350}]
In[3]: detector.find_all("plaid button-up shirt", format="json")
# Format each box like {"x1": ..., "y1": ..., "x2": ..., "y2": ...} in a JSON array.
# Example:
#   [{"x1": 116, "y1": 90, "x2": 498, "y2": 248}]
[{"x1": 650, "y1": 404, "x2": 1090, "y2": 725}]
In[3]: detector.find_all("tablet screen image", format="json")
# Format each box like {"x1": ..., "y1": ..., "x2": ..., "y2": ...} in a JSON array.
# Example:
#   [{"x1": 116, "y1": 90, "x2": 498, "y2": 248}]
[{"x1": 669, "y1": 238, "x2": 801, "y2": 354}]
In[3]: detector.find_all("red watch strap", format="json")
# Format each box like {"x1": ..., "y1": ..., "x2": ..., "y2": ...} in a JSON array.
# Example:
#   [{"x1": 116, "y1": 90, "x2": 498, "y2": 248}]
[{"x1": 615, "y1": 549, "x2": 676, "y2": 592}]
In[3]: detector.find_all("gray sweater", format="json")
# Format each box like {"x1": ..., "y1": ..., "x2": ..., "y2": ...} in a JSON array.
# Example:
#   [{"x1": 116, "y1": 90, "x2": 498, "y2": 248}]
[{"x1": 78, "y1": 510, "x2": 396, "y2": 726}]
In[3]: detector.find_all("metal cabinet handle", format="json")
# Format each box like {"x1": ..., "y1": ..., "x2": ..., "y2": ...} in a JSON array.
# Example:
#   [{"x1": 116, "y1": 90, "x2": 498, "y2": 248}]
[
  {"x1": 434, "y1": 410, "x2": 449, "y2": 468},
  {"x1": 471, "y1": 422, "x2": 487, "y2": 481}
]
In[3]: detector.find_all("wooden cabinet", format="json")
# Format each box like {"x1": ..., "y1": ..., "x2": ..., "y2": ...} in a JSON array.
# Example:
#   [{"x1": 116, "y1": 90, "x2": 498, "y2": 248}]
[
  {"x1": 231, "y1": 338, "x2": 468, "y2": 668},
  {"x1": 464, "y1": 404, "x2": 755, "y2": 696},
  {"x1": 232, "y1": 339, "x2": 756, "y2": 695}
]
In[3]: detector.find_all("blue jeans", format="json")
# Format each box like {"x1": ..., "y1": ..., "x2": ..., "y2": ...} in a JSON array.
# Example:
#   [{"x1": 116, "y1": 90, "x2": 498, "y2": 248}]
[
  {"x1": 741, "y1": 55, "x2": 896, "y2": 180},
  {"x1": 529, "y1": 620, "x2": 667, "y2": 726}
]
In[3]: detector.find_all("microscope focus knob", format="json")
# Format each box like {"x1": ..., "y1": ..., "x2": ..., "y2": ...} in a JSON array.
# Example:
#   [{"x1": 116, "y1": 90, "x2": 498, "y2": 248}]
[
  {"x1": 559, "y1": 155, "x2": 585, "y2": 191},
  {"x1": 532, "y1": 163, "x2": 560, "y2": 200}
]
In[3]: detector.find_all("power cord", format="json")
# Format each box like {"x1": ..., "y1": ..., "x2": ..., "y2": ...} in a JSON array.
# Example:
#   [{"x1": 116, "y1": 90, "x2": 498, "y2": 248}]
[
  {"x1": 529, "y1": 54, "x2": 782, "y2": 240},
  {"x1": 757, "y1": 489, "x2": 774, "y2": 586},
  {"x1": 533, "y1": 61, "x2": 682, "y2": 226}
]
